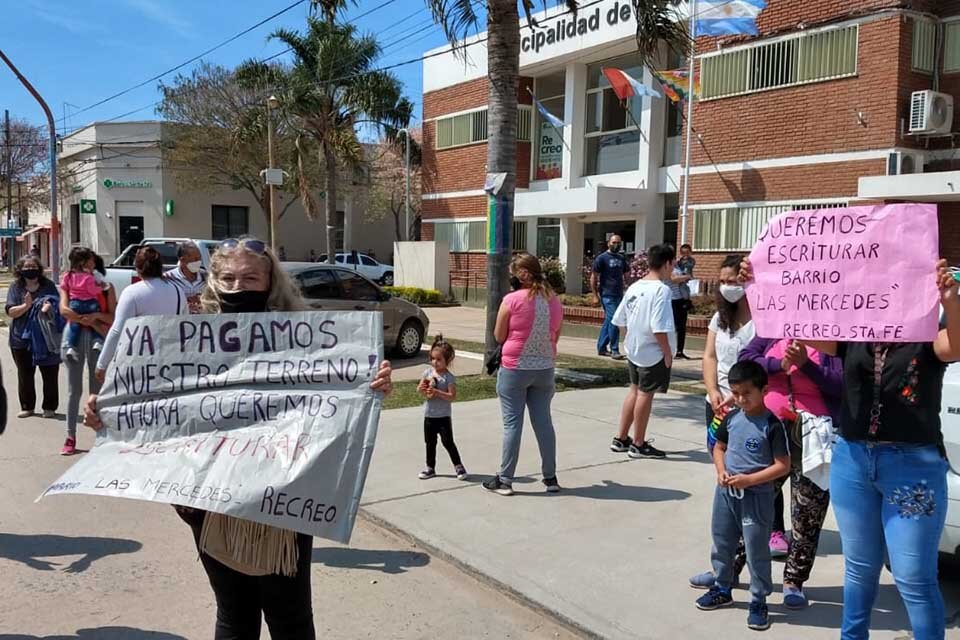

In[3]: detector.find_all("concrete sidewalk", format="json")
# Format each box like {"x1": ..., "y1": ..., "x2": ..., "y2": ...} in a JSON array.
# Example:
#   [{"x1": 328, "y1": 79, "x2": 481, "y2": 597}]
[
  {"x1": 425, "y1": 305, "x2": 706, "y2": 382},
  {"x1": 366, "y1": 388, "x2": 960, "y2": 640}
]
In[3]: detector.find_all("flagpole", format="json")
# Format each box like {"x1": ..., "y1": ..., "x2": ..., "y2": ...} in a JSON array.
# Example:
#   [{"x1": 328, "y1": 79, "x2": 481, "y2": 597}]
[{"x1": 679, "y1": 0, "x2": 697, "y2": 246}]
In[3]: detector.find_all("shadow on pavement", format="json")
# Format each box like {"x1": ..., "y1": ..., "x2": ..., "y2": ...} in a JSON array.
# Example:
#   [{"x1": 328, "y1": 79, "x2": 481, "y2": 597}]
[
  {"x1": 0, "y1": 533, "x2": 141, "y2": 573},
  {"x1": 312, "y1": 546, "x2": 430, "y2": 574},
  {"x1": 518, "y1": 479, "x2": 691, "y2": 502},
  {"x1": 0, "y1": 627, "x2": 187, "y2": 639}
]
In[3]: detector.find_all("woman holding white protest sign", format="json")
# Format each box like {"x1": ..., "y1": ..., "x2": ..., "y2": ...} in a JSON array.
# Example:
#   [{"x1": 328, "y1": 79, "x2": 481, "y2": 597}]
[
  {"x1": 85, "y1": 237, "x2": 393, "y2": 640},
  {"x1": 741, "y1": 257, "x2": 960, "y2": 640}
]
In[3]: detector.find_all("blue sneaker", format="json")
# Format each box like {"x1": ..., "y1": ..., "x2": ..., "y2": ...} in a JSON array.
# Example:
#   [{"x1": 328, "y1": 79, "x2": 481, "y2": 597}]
[
  {"x1": 747, "y1": 600, "x2": 770, "y2": 631},
  {"x1": 783, "y1": 586, "x2": 807, "y2": 610},
  {"x1": 689, "y1": 571, "x2": 715, "y2": 589},
  {"x1": 696, "y1": 586, "x2": 733, "y2": 610}
]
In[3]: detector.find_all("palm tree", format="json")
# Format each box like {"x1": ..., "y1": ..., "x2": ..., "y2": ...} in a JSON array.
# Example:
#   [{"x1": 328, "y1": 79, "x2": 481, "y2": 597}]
[
  {"x1": 241, "y1": 14, "x2": 412, "y2": 263},
  {"x1": 425, "y1": 0, "x2": 689, "y2": 358}
]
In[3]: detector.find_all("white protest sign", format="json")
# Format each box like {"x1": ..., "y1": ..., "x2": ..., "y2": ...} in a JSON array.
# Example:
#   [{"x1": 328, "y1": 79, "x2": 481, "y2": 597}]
[{"x1": 41, "y1": 311, "x2": 383, "y2": 544}]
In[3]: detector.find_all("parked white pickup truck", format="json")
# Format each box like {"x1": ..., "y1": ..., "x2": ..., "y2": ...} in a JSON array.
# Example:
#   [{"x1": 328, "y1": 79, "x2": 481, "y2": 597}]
[{"x1": 105, "y1": 238, "x2": 219, "y2": 295}]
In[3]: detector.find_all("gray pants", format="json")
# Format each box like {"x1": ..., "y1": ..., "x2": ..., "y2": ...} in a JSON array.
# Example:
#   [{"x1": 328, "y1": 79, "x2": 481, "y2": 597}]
[
  {"x1": 711, "y1": 485, "x2": 774, "y2": 602},
  {"x1": 496, "y1": 367, "x2": 557, "y2": 485},
  {"x1": 63, "y1": 328, "x2": 102, "y2": 439}
]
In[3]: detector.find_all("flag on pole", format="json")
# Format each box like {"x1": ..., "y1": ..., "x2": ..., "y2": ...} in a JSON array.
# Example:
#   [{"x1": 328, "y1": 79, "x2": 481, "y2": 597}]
[
  {"x1": 695, "y1": 0, "x2": 767, "y2": 37},
  {"x1": 601, "y1": 68, "x2": 661, "y2": 101},
  {"x1": 654, "y1": 69, "x2": 700, "y2": 103},
  {"x1": 530, "y1": 94, "x2": 564, "y2": 129}
]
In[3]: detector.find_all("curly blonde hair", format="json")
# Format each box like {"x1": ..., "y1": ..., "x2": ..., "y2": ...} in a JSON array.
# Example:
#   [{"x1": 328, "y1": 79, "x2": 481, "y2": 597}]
[{"x1": 200, "y1": 239, "x2": 306, "y2": 313}]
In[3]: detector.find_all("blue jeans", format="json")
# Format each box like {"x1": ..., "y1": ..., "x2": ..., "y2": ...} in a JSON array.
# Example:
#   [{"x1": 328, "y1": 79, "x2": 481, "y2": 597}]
[
  {"x1": 596, "y1": 295, "x2": 621, "y2": 354},
  {"x1": 496, "y1": 367, "x2": 557, "y2": 485},
  {"x1": 831, "y1": 437, "x2": 948, "y2": 640},
  {"x1": 65, "y1": 298, "x2": 102, "y2": 349}
]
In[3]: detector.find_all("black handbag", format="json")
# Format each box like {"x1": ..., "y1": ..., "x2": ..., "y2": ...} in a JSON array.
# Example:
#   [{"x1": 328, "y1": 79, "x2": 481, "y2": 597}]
[
  {"x1": 484, "y1": 346, "x2": 503, "y2": 376},
  {"x1": 0, "y1": 365, "x2": 7, "y2": 435}
]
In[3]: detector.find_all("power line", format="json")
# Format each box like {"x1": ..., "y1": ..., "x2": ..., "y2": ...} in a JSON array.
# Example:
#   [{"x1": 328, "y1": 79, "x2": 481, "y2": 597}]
[{"x1": 60, "y1": 0, "x2": 311, "y2": 126}]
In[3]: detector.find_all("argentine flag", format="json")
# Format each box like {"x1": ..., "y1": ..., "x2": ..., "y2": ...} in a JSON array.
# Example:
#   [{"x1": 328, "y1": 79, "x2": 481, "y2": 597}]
[{"x1": 695, "y1": 0, "x2": 767, "y2": 37}]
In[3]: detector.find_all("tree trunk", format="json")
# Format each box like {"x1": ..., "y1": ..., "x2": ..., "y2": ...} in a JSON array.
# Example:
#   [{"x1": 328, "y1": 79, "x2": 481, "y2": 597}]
[
  {"x1": 484, "y1": 0, "x2": 520, "y2": 362},
  {"x1": 323, "y1": 142, "x2": 337, "y2": 264}
]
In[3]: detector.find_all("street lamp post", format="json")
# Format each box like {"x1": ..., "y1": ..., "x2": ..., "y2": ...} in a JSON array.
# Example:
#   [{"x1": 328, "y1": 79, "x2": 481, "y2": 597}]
[
  {"x1": 0, "y1": 49, "x2": 59, "y2": 280},
  {"x1": 266, "y1": 95, "x2": 280, "y2": 252},
  {"x1": 398, "y1": 128, "x2": 410, "y2": 241}
]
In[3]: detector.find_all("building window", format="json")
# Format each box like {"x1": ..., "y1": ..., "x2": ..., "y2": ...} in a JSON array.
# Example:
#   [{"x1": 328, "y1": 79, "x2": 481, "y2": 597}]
[
  {"x1": 513, "y1": 220, "x2": 528, "y2": 252},
  {"x1": 533, "y1": 71, "x2": 566, "y2": 180},
  {"x1": 701, "y1": 24, "x2": 858, "y2": 100},
  {"x1": 913, "y1": 19, "x2": 937, "y2": 74},
  {"x1": 334, "y1": 210, "x2": 345, "y2": 252},
  {"x1": 70, "y1": 203, "x2": 81, "y2": 244},
  {"x1": 537, "y1": 217, "x2": 561, "y2": 257},
  {"x1": 585, "y1": 54, "x2": 644, "y2": 176},
  {"x1": 663, "y1": 195, "x2": 679, "y2": 247},
  {"x1": 211, "y1": 205, "x2": 249, "y2": 240},
  {"x1": 945, "y1": 22, "x2": 960, "y2": 72},
  {"x1": 435, "y1": 107, "x2": 532, "y2": 149},
  {"x1": 433, "y1": 220, "x2": 487, "y2": 252},
  {"x1": 693, "y1": 202, "x2": 846, "y2": 251}
]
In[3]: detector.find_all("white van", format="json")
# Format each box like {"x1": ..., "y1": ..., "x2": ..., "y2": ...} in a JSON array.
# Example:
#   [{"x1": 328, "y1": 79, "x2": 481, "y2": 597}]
[{"x1": 938, "y1": 363, "x2": 960, "y2": 557}]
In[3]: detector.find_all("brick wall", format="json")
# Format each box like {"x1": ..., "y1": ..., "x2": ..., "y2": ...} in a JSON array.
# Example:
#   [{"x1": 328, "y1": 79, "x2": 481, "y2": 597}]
[
  {"x1": 686, "y1": 159, "x2": 886, "y2": 207},
  {"x1": 689, "y1": 18, "x2": 905, "y2": 167},
  {"x1": 449, "y1": 253, "x2": 489, "y2": 288},
  {"x1": 422, "y1": 194, "x2": 486, "y2": 220}
]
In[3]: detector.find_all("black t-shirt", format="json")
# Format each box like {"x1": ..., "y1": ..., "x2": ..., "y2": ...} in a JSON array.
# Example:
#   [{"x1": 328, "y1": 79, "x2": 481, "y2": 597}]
[{"x1": 838, "y1": 342, "x2": 946, "y2": 445}]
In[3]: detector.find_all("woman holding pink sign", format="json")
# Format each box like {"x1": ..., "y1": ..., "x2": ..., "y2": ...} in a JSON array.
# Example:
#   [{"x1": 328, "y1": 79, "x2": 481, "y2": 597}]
[{"x1": 741, "y1": 257, "x2": 960, "y2": 640}]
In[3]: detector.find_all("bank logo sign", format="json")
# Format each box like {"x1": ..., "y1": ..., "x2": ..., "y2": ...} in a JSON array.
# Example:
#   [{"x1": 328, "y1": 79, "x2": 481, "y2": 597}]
[
  {"x1": 103, "y1": 178, "x2": 152, "y2": 189},
  {"x1": 80, "y1": 199, "x2": 97, "y2": 214}
]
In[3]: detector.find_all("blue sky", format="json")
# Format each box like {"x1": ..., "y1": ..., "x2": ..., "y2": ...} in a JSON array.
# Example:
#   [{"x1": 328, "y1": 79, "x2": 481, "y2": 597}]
[{"x1": 1, "y1": 0, "x2": 459, "y2": 135}]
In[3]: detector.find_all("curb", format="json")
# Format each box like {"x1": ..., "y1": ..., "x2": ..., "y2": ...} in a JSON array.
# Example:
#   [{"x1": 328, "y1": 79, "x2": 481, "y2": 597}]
[{"x1": 358, "y1": 507, "x2": 604, "y2": 640}]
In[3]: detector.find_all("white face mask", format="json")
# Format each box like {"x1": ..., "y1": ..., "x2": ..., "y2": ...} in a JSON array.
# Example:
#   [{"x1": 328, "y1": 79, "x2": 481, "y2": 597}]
[
  {"x1": 186, "y1": 260, "x2": 202, "y2": 274},
  {"x1": 719, "y1": 284, "x2": 745, "y2": 303}
]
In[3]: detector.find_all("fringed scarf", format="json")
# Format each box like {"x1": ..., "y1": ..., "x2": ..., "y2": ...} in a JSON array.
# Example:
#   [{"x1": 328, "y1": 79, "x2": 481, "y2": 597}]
[{"x1": 200, "y1": 512, "x2": 299, "y2": 577}]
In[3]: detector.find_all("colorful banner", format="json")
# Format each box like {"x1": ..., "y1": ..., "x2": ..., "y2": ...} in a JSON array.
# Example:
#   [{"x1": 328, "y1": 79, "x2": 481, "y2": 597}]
[
  {"x1": 747, "y1": 204, "x2": 940, "y2": 342},
  {"x1": 536, "y1": 122, "x2": 563, "y2": 180},
  {"x1": 41, "y1": 311, "x2": 384, "y2": 544}
]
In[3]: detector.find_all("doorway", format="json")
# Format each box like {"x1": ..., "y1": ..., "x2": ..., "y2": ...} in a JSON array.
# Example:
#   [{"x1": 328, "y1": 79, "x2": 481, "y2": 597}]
[
  {"x1": 118, "y1": 216, "x2": 144, "y2": 254},
  {"x1": 583, "y1": 221, "x2": 637, "y2": 262}
]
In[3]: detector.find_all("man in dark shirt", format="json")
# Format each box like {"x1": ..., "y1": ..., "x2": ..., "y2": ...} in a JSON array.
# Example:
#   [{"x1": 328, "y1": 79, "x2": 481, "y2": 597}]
[{"x1": 591, "y1": 235, "x2": 627, "y2": 359}]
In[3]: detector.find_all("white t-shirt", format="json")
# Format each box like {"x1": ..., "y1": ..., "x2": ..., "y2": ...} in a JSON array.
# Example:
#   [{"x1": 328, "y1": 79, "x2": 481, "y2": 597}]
[
  {"x1": 97, "y1": 278, "x2": 187, "y2": 371},
  {"x1": 708, "y1": 312, "x2": 756, "y2": 398},
  {"x1": 612, "y1": 279, "x2": 676, "y2": 367}
]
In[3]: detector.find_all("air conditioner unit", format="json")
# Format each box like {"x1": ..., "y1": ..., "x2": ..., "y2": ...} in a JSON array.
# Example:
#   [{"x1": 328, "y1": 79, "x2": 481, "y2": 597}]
[
  {"x1": 887, "y1": 151, "x2": 925, "y2": 175},
  {"x1": 909, "y1": 90, "x2": 954, "y2": 134}
]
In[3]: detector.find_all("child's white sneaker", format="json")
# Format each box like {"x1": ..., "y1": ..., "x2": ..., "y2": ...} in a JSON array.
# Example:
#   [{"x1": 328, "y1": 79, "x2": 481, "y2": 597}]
[
  {"x1": 65, "y1": 347, "x2": 80, "y2": 361},
  {"x1": 92, "y1": 341, "x2": 103, "y2": 353},
  {"x1": 455, "y1": 465, "x2": 468, "y2": 481},
  {"x1": 418, "y1": 468, "x2": 436, "y2": 480}
]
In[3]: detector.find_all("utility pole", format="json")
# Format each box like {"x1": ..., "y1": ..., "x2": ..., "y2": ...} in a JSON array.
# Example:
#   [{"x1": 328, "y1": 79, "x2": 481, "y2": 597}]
[
  {"x1": 399, "y1": 128, "x2": 410, "y2": 240},
  {"x1": 0, "y1": 49, "x2": 59, "y2": 281},
  {"x1": 5, "y1": 109, "x2": 12, "y2": 269},
  {"x1": 266, "y1": 96, "x2": 278, "y2": 252}
]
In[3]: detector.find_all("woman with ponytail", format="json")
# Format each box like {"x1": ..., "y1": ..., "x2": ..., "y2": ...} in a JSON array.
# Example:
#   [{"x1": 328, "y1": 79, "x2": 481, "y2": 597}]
[{"x1": 483, "y1": 253, "x2": 564, "y2": 496}]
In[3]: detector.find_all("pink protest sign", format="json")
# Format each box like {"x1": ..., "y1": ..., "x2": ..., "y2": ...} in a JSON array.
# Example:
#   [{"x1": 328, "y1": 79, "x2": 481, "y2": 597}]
[{"x1": 747, "y1": 203, "x2": 939, "y2": 342}]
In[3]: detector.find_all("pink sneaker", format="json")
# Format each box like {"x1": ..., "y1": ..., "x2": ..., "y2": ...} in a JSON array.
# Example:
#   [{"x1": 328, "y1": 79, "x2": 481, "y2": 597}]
[
  {"x1": 60, "y1": 438, "x2": 76, "y2": 456},
  {"x1": 769, "y1": 530, "x2": 789, "y2": 557}
]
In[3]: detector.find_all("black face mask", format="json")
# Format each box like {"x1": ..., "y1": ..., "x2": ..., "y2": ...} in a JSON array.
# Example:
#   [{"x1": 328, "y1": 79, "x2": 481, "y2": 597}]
[
  {"x1": 509, "y1": 276, "x2": 522, "y2": 291},
  {"x1": 219, "y1": 290, "x2": 269, "y2": 313},
  {"x1": 20, "y1": 269, "x2": 40, "y2": 281}
]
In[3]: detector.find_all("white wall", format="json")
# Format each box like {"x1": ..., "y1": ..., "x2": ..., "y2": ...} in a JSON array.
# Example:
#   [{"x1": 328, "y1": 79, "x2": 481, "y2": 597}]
[{"x1": 394, "y1": 241, "x2": 450, "y2": 295}]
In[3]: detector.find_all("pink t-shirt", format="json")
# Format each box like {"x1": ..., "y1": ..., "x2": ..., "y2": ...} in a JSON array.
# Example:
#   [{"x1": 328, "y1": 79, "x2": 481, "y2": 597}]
[
  {"x1": 61, "y1": 271, "x2": 101, "y2": 302},
  {"x1": 501, "y1": 290, "x2": 563, "y2": 370},
  {"x1": 764, "y1": 339, "x2": 830, "y2": 420}
]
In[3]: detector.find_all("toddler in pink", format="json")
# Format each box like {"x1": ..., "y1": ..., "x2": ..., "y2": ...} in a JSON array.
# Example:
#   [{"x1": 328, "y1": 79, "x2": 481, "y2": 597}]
[{"x1": 61, "y1": 247, "x2": 106, "y2": 360}]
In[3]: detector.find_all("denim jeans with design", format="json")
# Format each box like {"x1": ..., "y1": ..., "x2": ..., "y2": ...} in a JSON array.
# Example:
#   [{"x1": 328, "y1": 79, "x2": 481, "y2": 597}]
[
  {"x1": 831, "y1": 437, "x2": 948, "y2": 640},
  {"x1": 596, "y1": 295, "x2": 621, "y2": 354}
]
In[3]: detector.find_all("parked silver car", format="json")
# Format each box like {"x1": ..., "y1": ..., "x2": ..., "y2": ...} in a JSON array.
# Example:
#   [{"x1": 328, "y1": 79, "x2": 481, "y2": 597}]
[{"x1": 282, "y1": 262, "x2": 428, "y2": 358}]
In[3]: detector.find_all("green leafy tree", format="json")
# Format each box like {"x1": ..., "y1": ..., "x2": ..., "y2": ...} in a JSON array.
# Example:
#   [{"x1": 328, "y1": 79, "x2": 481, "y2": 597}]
[
  {"x1": 243, "y1": 11, "x2": 412, "y2": 263},
  {"x1": 424, "y1": 0, "x2": 689, "y2": 357},
  {"x1": 157, "y1": 62, "x2": 308, "y2": 244}
]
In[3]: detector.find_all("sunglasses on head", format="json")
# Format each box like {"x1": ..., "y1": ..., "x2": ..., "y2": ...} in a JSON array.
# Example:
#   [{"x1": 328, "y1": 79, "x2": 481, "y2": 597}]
[{"x1": 221, "y1": 238, "x2": 267, "y2": 255}]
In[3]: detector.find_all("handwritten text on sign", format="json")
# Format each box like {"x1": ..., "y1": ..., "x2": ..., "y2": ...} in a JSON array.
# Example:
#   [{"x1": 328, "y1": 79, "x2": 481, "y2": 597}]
[
  {"x1": 747, "y1": 204, "x2": 939, "y2": 342},
  {"x1": 41, "y1": 311, "x2": 383, "y2": 544}
]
